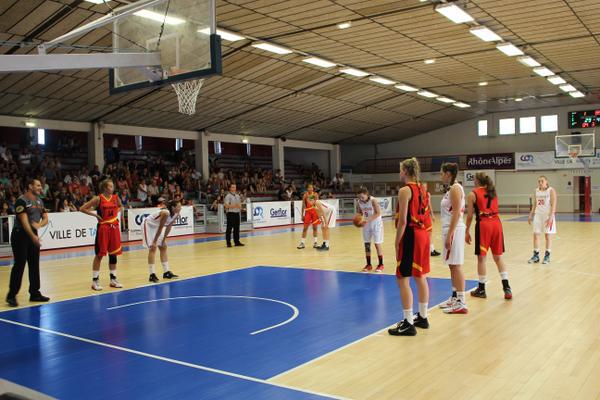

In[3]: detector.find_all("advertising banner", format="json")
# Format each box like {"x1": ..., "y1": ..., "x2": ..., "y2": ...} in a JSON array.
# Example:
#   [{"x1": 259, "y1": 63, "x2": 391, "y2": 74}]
[
  {"x1": 463, "y1": 170, "x2": 496, "y2": 187},
  {"x1": 376, "y1": 197, "x2": 393, "y2": 217},
  {"x1": 127, "y1": 206, "x2": 194, "y2": 240},
  {"x1": 467, "y1": 153, "x2": 515, "y2": 170},
  {"x1": 293, "y1": 199, "x2": 340, "y2": 225},
  {"x1": 35, "y1": 212, "x2": 101, "y2": 250},
  {"x1": 515, "y1": 151, "x2": 600, "y2": 170},
  {"x1": 252, "y1": 201, "x2": 292, "y2": 228}
]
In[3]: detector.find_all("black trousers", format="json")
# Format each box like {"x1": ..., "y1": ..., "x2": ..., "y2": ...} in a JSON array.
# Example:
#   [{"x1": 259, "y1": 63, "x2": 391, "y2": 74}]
[
  {"x1": 8, "y1": 229, "x2": 41, "y2": 297},
  {"x1": 226, "y1": 212, "x2": 241, "y2": 245}
]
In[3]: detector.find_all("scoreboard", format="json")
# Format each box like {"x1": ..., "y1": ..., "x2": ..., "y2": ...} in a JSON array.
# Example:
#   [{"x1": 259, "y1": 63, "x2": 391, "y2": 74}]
[{"x1": 568, "y1": 109, "x2": 600, "y2": 129}]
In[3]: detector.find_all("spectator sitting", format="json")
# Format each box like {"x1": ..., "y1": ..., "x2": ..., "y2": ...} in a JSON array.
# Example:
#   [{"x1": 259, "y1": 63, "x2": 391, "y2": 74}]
[
  {"x1": 119, "y1": 188, "x2": 131, "y2": 208},
  {"x1": 210, "y1": 193, "x2": 224, "y2": 212}
]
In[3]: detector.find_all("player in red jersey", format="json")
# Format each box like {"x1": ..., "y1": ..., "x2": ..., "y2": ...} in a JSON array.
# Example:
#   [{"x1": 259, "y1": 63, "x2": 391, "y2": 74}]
[
  {"x1": 297, "y1": 183, "x2": 320, "y2": 249},
  {"x1": 465, "y1": 172, "x2": 512, "y2": 300},
  {"x1": 388, "y1": 158, "x2": 430, "y2": 337},
  {"x1": 422, "y1": 183, "x2": 440, "y2": 257},
  {"x1": 80, "y1": 179, "x2": 124, "y2": 291}
]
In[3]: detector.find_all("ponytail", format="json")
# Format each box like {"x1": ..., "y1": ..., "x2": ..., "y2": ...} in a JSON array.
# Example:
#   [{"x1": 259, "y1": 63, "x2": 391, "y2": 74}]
[
  {"x1": 400, "y1": 157, "x2": 421, "y2": 183},
  {"x1": 441, "y1": 162, "x2": 458, "y2": 185},
  {"x1": 167, "y1": 199, "x2": 181, "y2": 215},
  {"x1": 475, "y1": 172, "x2": 496, "y2": 199}
]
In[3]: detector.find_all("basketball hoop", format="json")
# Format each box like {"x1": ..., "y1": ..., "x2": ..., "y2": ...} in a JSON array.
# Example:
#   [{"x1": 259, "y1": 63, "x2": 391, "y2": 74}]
[{"x1": 172, "y1": 79, "x2": 204, "y2": 115}]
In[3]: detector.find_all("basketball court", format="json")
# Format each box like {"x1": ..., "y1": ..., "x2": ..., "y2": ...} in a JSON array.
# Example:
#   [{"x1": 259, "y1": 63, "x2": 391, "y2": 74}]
[{"x1": 0, "y1": 0, "x2": 600, "y2": 399}]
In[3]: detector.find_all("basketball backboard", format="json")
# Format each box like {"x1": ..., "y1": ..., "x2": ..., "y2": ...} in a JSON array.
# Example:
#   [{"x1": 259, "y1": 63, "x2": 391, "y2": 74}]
[
  {"x1": 109, "y1": 0, "x2": 221, "y2": 94},
  {"x1": 555, "y1": 133, "x2": 596, "y2": 158}
]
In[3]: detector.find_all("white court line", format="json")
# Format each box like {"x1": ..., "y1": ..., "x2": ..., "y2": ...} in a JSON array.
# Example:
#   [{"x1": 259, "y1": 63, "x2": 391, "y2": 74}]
[
  {"x1": 0, "y1": 317, "x2": 349, "y2": 400},
  {"x1": 107, "y1": 295, "x2": 299, "y2": 335}
]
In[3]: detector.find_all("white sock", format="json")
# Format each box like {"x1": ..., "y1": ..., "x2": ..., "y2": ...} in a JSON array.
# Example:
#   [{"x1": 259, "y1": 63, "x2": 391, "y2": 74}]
[
  {"x1": 161, "y1": 262, "x2": 170, "y2": 273},
  {"x1": 430, "y1": 244, "x2": 435, "y2": 252},
  {"x1": 479, "y1": 275, "x2": 487, "y2": 284},
  {"x1": 403, "y1": 309, "x2": 414, "y2": 325},
  {"x1": 149, "y1": 264, "x2": 156, "y2": 274},
  {"x1": 500, "y1": 271, "x2": 509, "y2": 280},
  {"x1": 109, "y1": 269, "x2": 116, "y2": 277},
  {"x1": 93, "y1": 271, "x2": 100, "y2": 279},
  {"x1": 534, "y1": 248, "x2": 540, "y2": 253},
  {"x1": 546, "y1": 249, "x2": 551, "y2": 253},
  {"x1": 324, "y1": 240, "x2": 329, "y2": 246},
  {"x1": 313, "y1": 237, "x2": 318, "y2": 244},
  {"x1": 301, "y1": 238, "x2": 306, "y2": 244},
  {"x1": 457, "y1": 292, "x2": 466, "y2": 304},
  {"x1": 418, "y1": 303, "x2": 428, "y2": 319}
]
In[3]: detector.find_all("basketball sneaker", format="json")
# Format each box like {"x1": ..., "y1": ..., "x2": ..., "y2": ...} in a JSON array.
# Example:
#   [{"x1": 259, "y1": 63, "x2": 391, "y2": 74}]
[
  {"x1": 412, "y1": 313, "x2": 430, "y2": 329},
  {"x1": 528, "y1": 251, "x2": 540, "y2": 264},
  {"x1": 91, "y1": 279, "x2": 103, "y2": 291},
  {"x1": 313, "y1": 242, "x2": 320, "y2": 248},
  {"x1": 439, "y1": 297, "x2": 456, "y2": 309},
  {"x1": 443, "y1": 299, "x2": 468, "y2": 314},
  {"x1": 362, "y1": 264, "x2": 373, "y2": 272},
  {"x1": 110, "y1": 277, "x2": 123, "y2": 288},
  {"x1": 297, "y1": 243, "x2": 305, "y2": 249},
  {"x1": 430, "y1": 249, "x2": 441, "y2": 257},
  {"x1": 316, "y1": 243, "x2": 329, "y2": 251},
  {"x1": 542, "y1": 251, "x2": 551, "y2": 264},
  {"x1": 470, "y1": 287, "x2": 487, "y2": 298},
  {"x1": 163, "y1": 271, "x2": 178, "y2": 279},
  {"x1": 149, "y1": 273, "x2": 159, "y2": 283},
  {"x1": 503, "y1": 286, "x2": 513, "y2": 300},
  {"x1": 375, "y1": 264, "x2": 384, "y2": 273},
  {"x1": 388, "y1": 320, "x2": 417, "y2": 336}
]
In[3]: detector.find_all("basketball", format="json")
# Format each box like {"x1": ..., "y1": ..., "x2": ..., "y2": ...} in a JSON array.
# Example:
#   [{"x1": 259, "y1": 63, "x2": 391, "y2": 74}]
[{"x1": 352, "y1": 214, "x2": 365, "y2": 227}]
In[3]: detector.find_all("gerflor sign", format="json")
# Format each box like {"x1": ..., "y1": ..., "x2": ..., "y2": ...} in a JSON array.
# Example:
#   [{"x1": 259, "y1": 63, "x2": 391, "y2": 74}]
[
  {"x1": 466, "y1": 153, "x2": 515, "y2": 170},
  {"x1": 251, "y1": 201, "x2": 292, "y2": 228}
]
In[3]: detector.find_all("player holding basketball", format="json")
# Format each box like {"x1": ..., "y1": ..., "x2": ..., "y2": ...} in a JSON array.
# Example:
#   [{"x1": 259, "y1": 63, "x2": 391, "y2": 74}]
[
  {"x1": 527, "y1": 176, "x2": 556, "y2": 264},
  {"x1": 357, "y1": 188, "x2": 384, "y2": 272},
  {"x1": 465, "y1": 172, "x2": 512, "y2": 300},
  {"x1": 80, "y1": 179, "x2": 123, "y2": 291},
  {"x1": 297, "y1": 184, "x2": 320, "y2": 249},
  {"x1": 438, "y1": 163, "x2": 468, "y2": 314},
  {"x1": 388, "y1": 158, "x2": 430, "y2": 337},
  {"x1": 143, "y1": 200, "x2": 181, "y2": 282},
  {"x1": 314, "y1": 199, "x2": 335, "y2": 251}
]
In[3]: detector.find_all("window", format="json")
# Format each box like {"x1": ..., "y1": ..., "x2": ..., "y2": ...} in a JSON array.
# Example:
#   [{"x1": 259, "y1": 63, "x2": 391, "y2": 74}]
[
  {"x1": 37, "y1": 129, "x2": 45, "y2": 145},
  {"x1": 541, "y1": 114, "x2": 558, "y2": 132},
  {"x1": 214, "y1": 141, "x2": 222, "y2": 155},
  {"x1": 499, "y1": 118, "x2": 516, "y2": 135},
  {"x1": 135, "y1": 135, "x2": 143, "y2": 151},
  {"x1": 175, "y1": 138, "x2": 183, "y2": 151},
  {"x1": 519, "y1": 116, "x2": 536, "y2": 134},
  {"x1": 478, "y1": 120, "x2": 488, "y2": 136}
]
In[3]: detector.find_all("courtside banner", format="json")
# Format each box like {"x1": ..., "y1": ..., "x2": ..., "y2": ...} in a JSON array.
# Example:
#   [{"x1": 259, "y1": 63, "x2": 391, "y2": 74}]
[
  {"x1": 252, "y1": 201, "x2": 292, "y2": 228},
  {"x1": 128, "y1": 206, "x2": 194, "y2": 240},
  {"x1": 293, "y1": 199, "x2": 340, "y2": 224},
  {"x1": 464, "y1": 170, "x2": 496, "y2": 187},
  {"x1": 516, "y1": 151, "x2": 600, "y2": 170},
  {"x1": 376, "y1": 197, "x2": 393, "y2": 217},
  {"x1": 35, "y1": 212, "x2": 101, "y2": 250}
]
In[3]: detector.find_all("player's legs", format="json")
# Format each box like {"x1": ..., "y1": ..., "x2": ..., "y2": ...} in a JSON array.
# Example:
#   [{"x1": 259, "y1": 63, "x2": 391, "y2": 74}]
[
  {"x1": 362, "y1": 242, "x2": 373, "y2": 272},
  {"x1": 388, "y1": 277, "x2": 417, "y2": 336},
  {"x1": 92, "y1": 226, "x2": 106, "y2": 291},
  {"x1": 317, "y1": 223, "x2": 329, "y2": 250},
  {"x1": 159, "y1": 244, "x2": 178, "y2": 279},
  {"x1": 107, "y1": 226, "x2": 122, "y2": 288},
  {"x1": 471, "y1": 254, "x2": 488, "y2": 298},
  {"x1": 374, "y1": 243, "x2": 384, "y2": 272},
  {"x1": 543, "y1": 233, "x2": 552, "y2": 264},
  {"x1": 492, "y1": 254, "x2": 512, "y2": 299},
  {"x1": 108, "y1": 254, "x2": 122, "y2": 288},
  {"x1": 529, "y1": 232, "x2": 541, "y2": 263}
]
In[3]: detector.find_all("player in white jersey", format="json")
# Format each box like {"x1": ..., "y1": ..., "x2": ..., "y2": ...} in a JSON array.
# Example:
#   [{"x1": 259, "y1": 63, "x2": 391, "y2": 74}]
[
  {"x1": 143, "y1": 200, "x2": 181, "y2": 282},
  {"x1": 315, "y1": 199, "x2": 335, "y2": 251},
  {"x1": 357, "y1": 188, "x2": 384, "y2": 273},
  {"x1": 528, "y1": 176, "x2": 556, "y2": 264},
  {"x1": 438, "y1": 163, "x2": 468, "y2": 314}
]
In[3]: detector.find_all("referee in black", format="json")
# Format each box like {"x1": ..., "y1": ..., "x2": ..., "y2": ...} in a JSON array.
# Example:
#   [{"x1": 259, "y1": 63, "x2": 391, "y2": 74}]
[
  {"x1": 224, "y1": 183, "x2": 244, "y2": 248},
  {"x1": 6, "y1": 178, "x2": 50, "y2": 307}
]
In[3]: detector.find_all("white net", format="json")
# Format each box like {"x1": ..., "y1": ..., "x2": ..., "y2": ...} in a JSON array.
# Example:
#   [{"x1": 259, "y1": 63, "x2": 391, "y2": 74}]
[{"x1": 172, "y1": 79, "x2": 204, "y2": 115}]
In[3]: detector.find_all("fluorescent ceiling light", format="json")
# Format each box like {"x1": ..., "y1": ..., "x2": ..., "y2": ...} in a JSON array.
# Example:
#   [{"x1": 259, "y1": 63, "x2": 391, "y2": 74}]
[
  {"x1": 469, "y1": 26, "x2": 502, "y2": 42},
  {"x1": 496, "y1": 42, "x2": 523, "y2": 56},
  {"x1": 337, "y1": 21, "x2": 352, "y2": 29},
  {"x1": 436, "y1": 97, "x2": 456, "y2": 103},
  {"x1": 84, "y1": 0, "x2": 110, "y2": 3},
  {"x1": 424, "y1": 59, "x2": 436, "y2": 64},
  {"x1": 302, "y1": 57, "x2": 336, "y2": 68},
  {"x1": 517, "y1": 56, "x2": 541, "y2": 67},
  {"x1": 559, "y1": 84, "x2": 576, "y2": 92},
  {"x1": 339, "y1": 68, "x2": 369, "y2": 77},
  {"x1": 24, "y1": 121, "x2": 36, "y2": 127},
  {"x1": 454, "y1": 102, "x2": 471, "y2": 108},
  {"x1": 251, "y1": 42, "x2": 293, "y2": 54},
  {"x1": 515, "y1": 98, "x2": 523, "y2": 102},
  {"x1": 395, "y1": 84, "x2": 419, "y2": 92},
  {"x1": 134, "y1": 10, "x2": 185, "y2": 25},
  {"x1": 241, "y1": 138, "x2": 249, "y2": 144},
  {"x1": 479, "y1": 81, "x2": 488, "y2": 86},
  {"x1": 547, "y1": 76, "x2": 566, "y2": 85},
  {"x1": 569, "y1": 91, "x2": 585, "y2": 98},
  {"x1": 533, "y1": 67, "x2": 554, "y2": 77},
  {"x1": 435, "y1": 3, "x2": 474, "y2": 24},
  {"x1": 369, "y1": 76, "x2": 395, "y2": 85},
  {"x1": 198, "y1": 28, "x2": 245, "y2": 42},
  {"x1": 417, "y1": 90, "x2": 437, "y2": 98}
]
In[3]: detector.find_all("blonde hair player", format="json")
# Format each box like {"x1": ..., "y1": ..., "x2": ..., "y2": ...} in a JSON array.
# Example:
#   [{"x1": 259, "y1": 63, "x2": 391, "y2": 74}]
[
  {"x1": 357, "y1": 188, "x2": 384, "y2": 273},
  {"x1": 438, "y1": 163, "x2": 468, "y2": 314},
  {"x1": 527, "y1": 176, "x2": 556, "y2": 264},
  {"x1": 297, "y1": 183, "x2": 320, "y2": 249},
  {"x1": 314, "y1": 199, "x2": 335, "y2": 251},
  {"x1": 388, "y1": 158, "x2": 430, "y2": 337},
  {"x1": 143, "y1": 200, "x2": 181, "y2": 283},
  {"x1": 465, "y1": 172, "x2": 512, "y2": 300},
  {"x1": 80, "y1": 179, "x2": 123, "y2": 291}
]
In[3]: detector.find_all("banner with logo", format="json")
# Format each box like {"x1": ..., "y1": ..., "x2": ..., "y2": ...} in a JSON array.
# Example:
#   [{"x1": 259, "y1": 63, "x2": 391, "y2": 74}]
[
  {"x1": 293, "y1": 200, "x2": 340, "y2": 225},
  {"x1": 516, "y1": 151, "x2": 600, "y2": 170},
  {"x1": 252, "y1": 201, "x2": 292, "y2": 228},
  {"x1": 32, "y1": 212, "x2": 102, "y2": 250},
  {"x1": 127, "y1": 206, "x2": 194, "y2": 240},
  {"x1": 376, "y1": 197, "x2": 393, "y2": 217},
  {"x1": 467, "y1": 153, "x2": 515, "y2": 170},
  {"x1": 463, "y1": 170, "x2": 496, "y2": 187}
]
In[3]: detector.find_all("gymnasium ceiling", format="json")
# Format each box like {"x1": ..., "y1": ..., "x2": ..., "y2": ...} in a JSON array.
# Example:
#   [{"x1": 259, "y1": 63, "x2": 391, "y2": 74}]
[{"x1": 0, "y1": 0, "x2": 599, "y2": 144}]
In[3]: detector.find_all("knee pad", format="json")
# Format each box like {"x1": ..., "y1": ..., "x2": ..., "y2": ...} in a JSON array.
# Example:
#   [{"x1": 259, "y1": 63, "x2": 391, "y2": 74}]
[
  {"x1": 109, "y1": 255, "x2": 117, "y2": 265},
  {"x1": 364, "y1": 242, "x2": 371, "y2": 253}
]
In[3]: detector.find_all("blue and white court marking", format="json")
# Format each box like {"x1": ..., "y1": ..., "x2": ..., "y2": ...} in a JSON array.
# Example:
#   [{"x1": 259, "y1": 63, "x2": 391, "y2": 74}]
[{"x1": 0, "y1": 266, "x2": 476, "y2": 400}]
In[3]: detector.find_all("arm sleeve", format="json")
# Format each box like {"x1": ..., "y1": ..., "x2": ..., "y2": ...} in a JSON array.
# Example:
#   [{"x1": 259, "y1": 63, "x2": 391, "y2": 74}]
[{"x1": 14, "y1": 198, "x2": 27, "y2": 215}]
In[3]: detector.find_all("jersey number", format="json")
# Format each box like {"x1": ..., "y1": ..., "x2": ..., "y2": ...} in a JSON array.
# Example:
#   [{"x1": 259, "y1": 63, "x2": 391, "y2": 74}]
[{"x1": 537, "y1": 199, "x2": 545, "y2": 206}]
